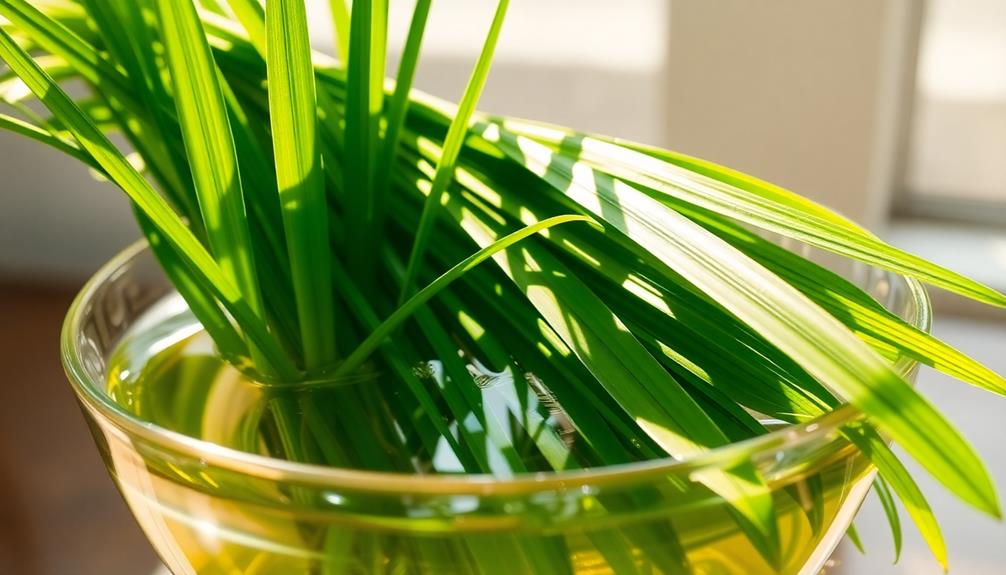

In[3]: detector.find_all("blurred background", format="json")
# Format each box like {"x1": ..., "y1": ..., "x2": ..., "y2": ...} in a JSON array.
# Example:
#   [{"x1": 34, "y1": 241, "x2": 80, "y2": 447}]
[{"x1": 1, "y1": 0, "x2": 1004, "y2": 573}]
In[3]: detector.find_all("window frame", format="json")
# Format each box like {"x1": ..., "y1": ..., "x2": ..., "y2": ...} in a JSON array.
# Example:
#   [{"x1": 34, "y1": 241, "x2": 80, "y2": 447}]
[{"x1": 891, "y1": 0, "x2": 1006, "y2": 227}]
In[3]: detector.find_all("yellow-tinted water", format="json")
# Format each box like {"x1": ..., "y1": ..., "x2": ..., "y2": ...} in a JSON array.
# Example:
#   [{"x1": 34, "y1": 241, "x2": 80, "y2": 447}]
[{"x1": 98, "y1": 296, "x2": 872, "y2": 574}]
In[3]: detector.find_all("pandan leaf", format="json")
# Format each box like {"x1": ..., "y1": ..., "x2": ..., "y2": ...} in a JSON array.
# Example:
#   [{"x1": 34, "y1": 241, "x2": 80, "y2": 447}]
[
  {"x1": 502, "y1": 119, "x2": 1006, "y2": 308},
  {"x1": 874, "y1": 475, "x2": 904, "y2": 563},
  {"x1": 266, "y1": 0, "x2": 338, "y2": 369},
  {"x1": 156, "y1": 0, "x2": 267, "y2": 330},
  {"x1": 846, "y1": 424, "x2": 948, "y2": 570},
  {"x1": 327, "y1": 0, "x2": 351, "y2": 62},
  {"x1": 695, "y1": 214, "x2": 1006, "y2": 397},
  {"x1": 369, "y1": 0, "x2": 433, "y2": 259},
  {"x1": 0, "y1": 112, "x2": 100, "y2": 169},
  {"x1": 399, "y1": 0, "x2": 510, "y2": 302},
  {"x1": 338, "y1": 214, "x2": 591, "y2": 375},
  {"x1": 847, "y1": 523, "x2": 866, "y2": 554}
]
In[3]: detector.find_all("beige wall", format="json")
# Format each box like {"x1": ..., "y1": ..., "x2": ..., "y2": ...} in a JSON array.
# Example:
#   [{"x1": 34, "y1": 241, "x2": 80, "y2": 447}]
[{"x1": 662, "y1": 0, "x2": 918, "y2": 229}]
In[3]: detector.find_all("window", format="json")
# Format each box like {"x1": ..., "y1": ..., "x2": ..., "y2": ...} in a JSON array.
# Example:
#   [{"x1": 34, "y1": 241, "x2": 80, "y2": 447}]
[{"x1": 899, "y1": 0, "x2": 1006, "y2": 223}]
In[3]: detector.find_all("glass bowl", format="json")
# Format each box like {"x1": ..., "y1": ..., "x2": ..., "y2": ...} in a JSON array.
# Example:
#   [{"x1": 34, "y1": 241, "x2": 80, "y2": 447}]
[{"x1": 62, "y1": 241, "x2": 929, "y2": 575}]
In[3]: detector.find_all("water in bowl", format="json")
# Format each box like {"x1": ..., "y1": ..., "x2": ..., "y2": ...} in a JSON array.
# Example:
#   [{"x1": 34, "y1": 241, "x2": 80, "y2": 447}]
[{"x1": 101, "y1": 294, "x2": 872, "y2": 574}]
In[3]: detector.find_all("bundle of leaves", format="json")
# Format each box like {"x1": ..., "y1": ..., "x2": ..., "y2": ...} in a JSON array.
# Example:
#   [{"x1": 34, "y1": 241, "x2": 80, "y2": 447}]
[{"x1": 1, "y1": 0, "x2": 1003, "y2": 569}]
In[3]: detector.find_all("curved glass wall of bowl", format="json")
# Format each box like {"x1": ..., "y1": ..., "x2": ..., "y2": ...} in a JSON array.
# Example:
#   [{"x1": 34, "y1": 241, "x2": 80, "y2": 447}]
[{"x1": 63, "y1": 237, "x2": 929, "y2": 575}]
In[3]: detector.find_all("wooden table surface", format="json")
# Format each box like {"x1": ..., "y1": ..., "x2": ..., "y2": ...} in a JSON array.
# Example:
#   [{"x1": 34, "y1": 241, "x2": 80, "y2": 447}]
[{"x1": 0, "y1": 282, "x2": 157, "y2": 575}]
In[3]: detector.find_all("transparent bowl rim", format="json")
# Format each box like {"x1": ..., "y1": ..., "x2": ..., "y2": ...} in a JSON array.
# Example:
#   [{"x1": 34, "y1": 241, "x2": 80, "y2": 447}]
[{"x1": 62, "y1": 240, "x2": 931, "y2": 496}]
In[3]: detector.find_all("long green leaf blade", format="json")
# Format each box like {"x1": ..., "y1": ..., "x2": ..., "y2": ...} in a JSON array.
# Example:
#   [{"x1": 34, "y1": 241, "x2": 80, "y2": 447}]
[
  {"x1": 337, "y1": 214, "x2": 590, "y2": 375},
  {"x1": 225, "y1": 0, "x2": 267, "y2": 55},
  {"x1": 698, "y1": 214, "x2": 1006, "y2": 397},
  {"x1": 156, "y1": 0, "x2": 266, "y2": 325},
  {"x1": 368, "y1": 0, "x2": 432, "y2": 257},
  {"x1": 328, "y1": 0, "x2": 351, "y2": 62},
  {"x1": 266, "y1": 0, "x2": 338, "y2": 369},
  {"x1": 847, "y1": 425, "x2": 948, "y2": 570},
  {"x1": 0, "y1": 112, "x2": 100, "y2": 169},
  {"x1": 343, "y1": 0, "x2": 388, "y2": 278},
  {"x1": 135, "y1": 208, "x2": 248, "y2": 360},
  {"x1": 874, "y1": 475, "x2": 904, "y2": 563},
  {"x1": 398, "y1": 0, "x2": 510, "y2": 302},
  {"x1": 503, "y1": 120, "x2": 1006, "y2": 308}
]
